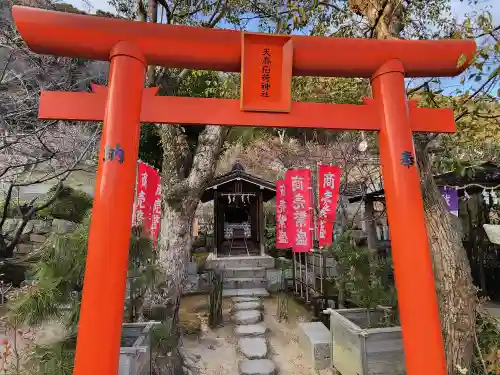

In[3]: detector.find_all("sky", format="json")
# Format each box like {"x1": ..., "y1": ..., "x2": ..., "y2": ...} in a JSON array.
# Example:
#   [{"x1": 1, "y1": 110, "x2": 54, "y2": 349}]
[{"x1": 64, "y1": 0, "x2": 499, "y2": 96}]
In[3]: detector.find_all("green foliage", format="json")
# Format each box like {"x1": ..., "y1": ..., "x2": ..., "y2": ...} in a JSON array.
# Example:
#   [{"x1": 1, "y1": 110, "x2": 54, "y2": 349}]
[
  {"x1": 139, "y1": 123, "x2": 163, "y2": 171},
  {"x1": 326, "y1": 230, "x2": 399, "y2": 327},
  {"x1": 2, "y1": 186, "x2": 93, "y2": 223},
  {"x1": 8, "y1": 217, "x2": 156, "y2": 372},
  {"x1": 8, "y1": 215, "x2": 90, "y2": 328},
  {"x1": 417, "y1": 91, "x2": 500, "y2": 173},
  {"x1": 472, "y1": 305, "x2": 500, "y2": 375},
  {"x1": 44, "y1": 186, "x2": 93, "y2": 223},
  {"x1": 26, "y1": 335, "x2": 77, "y2": 375},
  {"x1": 414, "y1": 7, "x2": 500, "y2": 172},
  {"x1": 126, "y1": 227, "x2": 160, "y2": 322},
  {"x1": 208, "y1": 271, "x2": 223, "y2": 328}
]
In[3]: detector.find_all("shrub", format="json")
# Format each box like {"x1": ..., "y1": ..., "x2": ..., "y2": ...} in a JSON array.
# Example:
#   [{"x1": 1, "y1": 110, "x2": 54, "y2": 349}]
[
  {"x1": 0, "y1": 186, "x2": 93, "y2": 223},
  {"x1": 41, "y1": 186, "x2": 93, "y2": 223}
]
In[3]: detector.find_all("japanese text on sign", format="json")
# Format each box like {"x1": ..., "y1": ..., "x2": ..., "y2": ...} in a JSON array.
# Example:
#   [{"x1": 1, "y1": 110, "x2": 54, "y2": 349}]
[
  {"x1": 317, "y1": 165, "x2": 341, "y2": 248},
  {"x1": 261, "y1": 48, "x2": 272, "y2": 97},
  {"x1": 285, "y1": 169, "x2": 312, "y2": 252},
  {"x1": 133, "y1": 161, "x2": 161, "y2": 246},
  {"x1": 151, "y1": 182, "x2": 162, "y2": 246},
  {"x1": 275, "y1": 180, "x2": 289, "y2": 248},
  {"x1": 134, "y1": 163, "x2": 150, "y2": 226}
]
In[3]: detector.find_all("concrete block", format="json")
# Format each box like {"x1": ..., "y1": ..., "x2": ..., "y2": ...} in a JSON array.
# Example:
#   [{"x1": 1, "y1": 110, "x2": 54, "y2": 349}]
[
  {"x1": 265, "y1": 269, "x2": 291, "y2": 292},
  {"x1": 183, "y1": 275, "x2": 199, "y2": 294},
  {"x1": 187, "y1": 261, "x2": 198, "y2": 275},
  {"x1": 52, "y1": 219, "x2": 76, "y2": 234},
  {"x1": 297, "y1": 322, "x2": 331, "y2": 370},
  {"x1": 15, "y1": 243, "x2": 34, "y2": 255},
  {"x1": 30, "y1": 233, "x2": 47, "y2": 243}
]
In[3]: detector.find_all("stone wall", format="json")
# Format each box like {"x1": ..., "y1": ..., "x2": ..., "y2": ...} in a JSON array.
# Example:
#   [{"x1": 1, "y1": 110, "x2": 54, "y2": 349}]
[
  {"x1": 183, "y1": 261, "x2": 212, "y2": 294},
  {"x1": 1, "y1": 218, "x2": 77, "y2": 285},
  {"x1": 3, "y1": 218, "x2": 77, "y2": 256}
]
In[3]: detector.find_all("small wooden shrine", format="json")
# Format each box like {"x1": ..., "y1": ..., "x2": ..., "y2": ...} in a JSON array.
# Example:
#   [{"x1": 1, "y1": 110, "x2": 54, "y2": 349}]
[{"x1": 201, "y1": 162, "x2": 276, "y2": 257}]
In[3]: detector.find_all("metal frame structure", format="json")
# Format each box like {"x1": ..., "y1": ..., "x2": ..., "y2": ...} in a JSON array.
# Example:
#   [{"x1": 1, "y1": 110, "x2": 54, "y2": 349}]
[{"x1": 11, "y1": 6, "x2": 476, "y2": 375}]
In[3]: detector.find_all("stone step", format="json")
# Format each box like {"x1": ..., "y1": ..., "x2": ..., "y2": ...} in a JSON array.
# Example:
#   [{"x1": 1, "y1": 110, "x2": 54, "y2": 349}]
[
  {"x1": 239, "y1": 359, "x2": 277, "y2": 375},
  {"x1": 232, "y1": 300, "x2": 263, "y2": 312},
  {"x1": 232, "y1": 309, "x2": 263, "y2": 325},
  {"x1": 232, "y1": 297, "x2": 261, "y2": 303},
  {"x1": 223, "y1": 267, "x2": 266, "y2": 278},
  {"x1": 206, "y1": 255, "x2": 275, "y2": 270},
  {"x1": 238, "y1": 337, "x2": 268, "y2": 359},
  {"x1": 235, "y1": 324, "x2": 268, "y2": 337},
  {"x1": 223, "y1": 288, "x2": 269, "y2": 298},
  {"x1": 224, "y1": 277, "x2": 267, "y2": 289}
]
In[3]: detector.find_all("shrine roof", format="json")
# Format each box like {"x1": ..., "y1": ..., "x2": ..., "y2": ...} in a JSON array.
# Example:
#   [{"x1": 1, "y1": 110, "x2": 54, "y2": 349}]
[
  {"x1": 201, "y1": 162, "x2": 276, "y2": 203},
  {"x1": 347, "y1": 162, "x2": 500, "y2": 203}
]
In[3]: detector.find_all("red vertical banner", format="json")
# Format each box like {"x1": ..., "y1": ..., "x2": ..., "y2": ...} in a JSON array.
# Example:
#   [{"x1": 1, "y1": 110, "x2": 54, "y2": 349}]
[
  {"x1": 150, "y1": 178, "x2": 162, "y2": 247},
  {"x1": 317, "y1": 165, "x2": 341, "y2": 248},
  {"x1": 133, "y1": 161, "x2": 158, "y2": 237},
  {"x1": 275, "y1": 180, "x2": 290, "y2": 249},
  {"x1": 285, "y1": 168, "x2": 313, "y2": 252}
]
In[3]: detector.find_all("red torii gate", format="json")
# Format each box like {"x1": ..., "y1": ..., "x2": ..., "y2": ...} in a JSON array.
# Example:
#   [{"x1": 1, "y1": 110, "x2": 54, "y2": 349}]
[{"x1": 12, "y1": 6, "x2": 475, "y2": 375}]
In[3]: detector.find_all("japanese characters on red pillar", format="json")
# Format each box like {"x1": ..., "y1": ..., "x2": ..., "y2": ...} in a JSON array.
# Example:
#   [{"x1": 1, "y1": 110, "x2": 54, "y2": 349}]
[
  {"x1": 285, "y1": 169, "x2": 313, "y2": 252},
  {"x1": 317, "y1": 165, "x2": 341, "y2": 248},
  {"x1": 275, "y1": 180, "x2": 290, "y2": 249}
]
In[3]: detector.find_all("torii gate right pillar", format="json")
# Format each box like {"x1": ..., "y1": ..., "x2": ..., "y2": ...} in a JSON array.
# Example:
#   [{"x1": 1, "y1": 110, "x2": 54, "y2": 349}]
[{"x1": 372, "y1": 59, "x2": 447, "y2": 374}]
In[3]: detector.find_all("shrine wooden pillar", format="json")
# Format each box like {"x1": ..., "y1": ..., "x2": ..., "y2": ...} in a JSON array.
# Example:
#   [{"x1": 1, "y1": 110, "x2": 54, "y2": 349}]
[
  {"x1": 213, "y1": 190, "x2": 218, "y2": 257},
  {"x1": 73, "y1": 42, "x2": 146, "y2": 375},
  {"x1": 364, "y1": 197, "x2": 378, "y2": 254},
  {"x1": 371, "y1": 60, "x2": 447, "y2": 374},
  {"x1": 258, "y1": 189, "x2": 265, "y2": 256}
]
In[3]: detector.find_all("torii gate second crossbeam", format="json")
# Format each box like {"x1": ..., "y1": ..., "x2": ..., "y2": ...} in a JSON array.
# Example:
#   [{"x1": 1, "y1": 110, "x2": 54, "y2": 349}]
[{"x1": 12, "y1": 6, "x2": 476, "y2": 375}]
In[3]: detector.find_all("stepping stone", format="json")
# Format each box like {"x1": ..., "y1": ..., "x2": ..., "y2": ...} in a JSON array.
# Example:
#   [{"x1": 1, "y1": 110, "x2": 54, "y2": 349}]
[
  {"x1": 235, "y1": 324, "x2": 267, "y2": 337},
  {"x1": 233, "y1": 301, "x2": 263, "y2": 311},
  {"x1": 232, "y1": 297, "x2": 260, "y2": 303},
  {"x1": 232, "y1": 310, "x2": 262, "y2": 325},
  {"x1": 238, "y1": 337, "x2": 268, "y2": 359},
  {"x1": 223, "y1": 288, "x2": 269, "y2": 297},
  {"x1": 239, "y1": 359, "x2": 277, "y2": 375}
]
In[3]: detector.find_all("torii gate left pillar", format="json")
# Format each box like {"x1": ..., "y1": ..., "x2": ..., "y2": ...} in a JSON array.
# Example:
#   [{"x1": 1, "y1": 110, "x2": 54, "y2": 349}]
[{"x1": 12, "y1": 6, "x2": 475, "y2": 375}]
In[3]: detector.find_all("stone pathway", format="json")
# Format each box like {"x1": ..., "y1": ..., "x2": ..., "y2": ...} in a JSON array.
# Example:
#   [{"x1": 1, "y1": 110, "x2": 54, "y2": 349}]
[{"x1": 231, "y1": 296, "x2": 277, "y2": 375}]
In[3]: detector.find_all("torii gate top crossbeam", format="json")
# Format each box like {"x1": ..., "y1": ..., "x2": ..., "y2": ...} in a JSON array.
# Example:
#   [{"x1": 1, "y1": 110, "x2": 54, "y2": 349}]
[{"x1": 12, "y1": 6, "x2": 475, "y2": 78}]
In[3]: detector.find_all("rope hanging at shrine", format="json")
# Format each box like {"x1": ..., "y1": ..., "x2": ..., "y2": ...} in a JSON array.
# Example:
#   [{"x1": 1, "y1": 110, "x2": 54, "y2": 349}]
[
  {"x1": 442, "y1": 183, "x2": 500, "y2": 205},
  {"x1": 222, "y1": 193, "x2": 255, "y2": 204}
]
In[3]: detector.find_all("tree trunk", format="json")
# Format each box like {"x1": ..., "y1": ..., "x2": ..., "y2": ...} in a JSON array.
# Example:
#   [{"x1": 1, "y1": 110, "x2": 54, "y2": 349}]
[
  {"x1": 145, "y1": 124, "x2": 228, "y2": 375},
  {"x1": 150, "y1": 204, "x2": 194, "y2": 375},
  {"x1": 416, "y1": 139, "x2": 477, "y2": 374}
]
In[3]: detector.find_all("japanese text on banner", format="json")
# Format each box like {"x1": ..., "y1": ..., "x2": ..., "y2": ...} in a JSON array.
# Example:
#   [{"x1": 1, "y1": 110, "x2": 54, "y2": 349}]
[
  {"x1": 285, "y1": 169, "x2": 313, "y2": 253},
  {"x1": 151, "y1": 180, "x2": 162, "y2": 247},
  {"x1": 317, "y1": 165, "x2": 341, "y2": 248},
  {"x1": 133, "y1": 161, "x2": 158, "y2": 239},
  {"x1": 275, "y1": 180, "x2": 289, "y2": 249}
]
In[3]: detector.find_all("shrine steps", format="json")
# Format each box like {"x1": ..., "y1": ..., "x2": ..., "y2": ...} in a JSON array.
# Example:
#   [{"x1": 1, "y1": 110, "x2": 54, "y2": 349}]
[
  {"x1": 223, "y1": 288, "x2": 270, "y2": 298},
  {"x1": 224, "y1": 277, "x2": 267, "y2": 290},
  {"x1": 223, "y1": 267, "x2": 267, "y2": 278},
  {"x1": 206, "y1": 254, "x2": 274, "y2": 298},
  {"x1": 205, "y1": 254, "x2": 275, "y2": 270}
]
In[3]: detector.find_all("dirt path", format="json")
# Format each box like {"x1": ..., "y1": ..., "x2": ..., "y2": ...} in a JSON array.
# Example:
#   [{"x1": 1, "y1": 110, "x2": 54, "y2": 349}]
[
  {"x1": 180, "y1": 294, "x2": 333, "y2": 375},
  {"x1": 263, "y1": 297, "x2": 332, "y2": 375}
]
